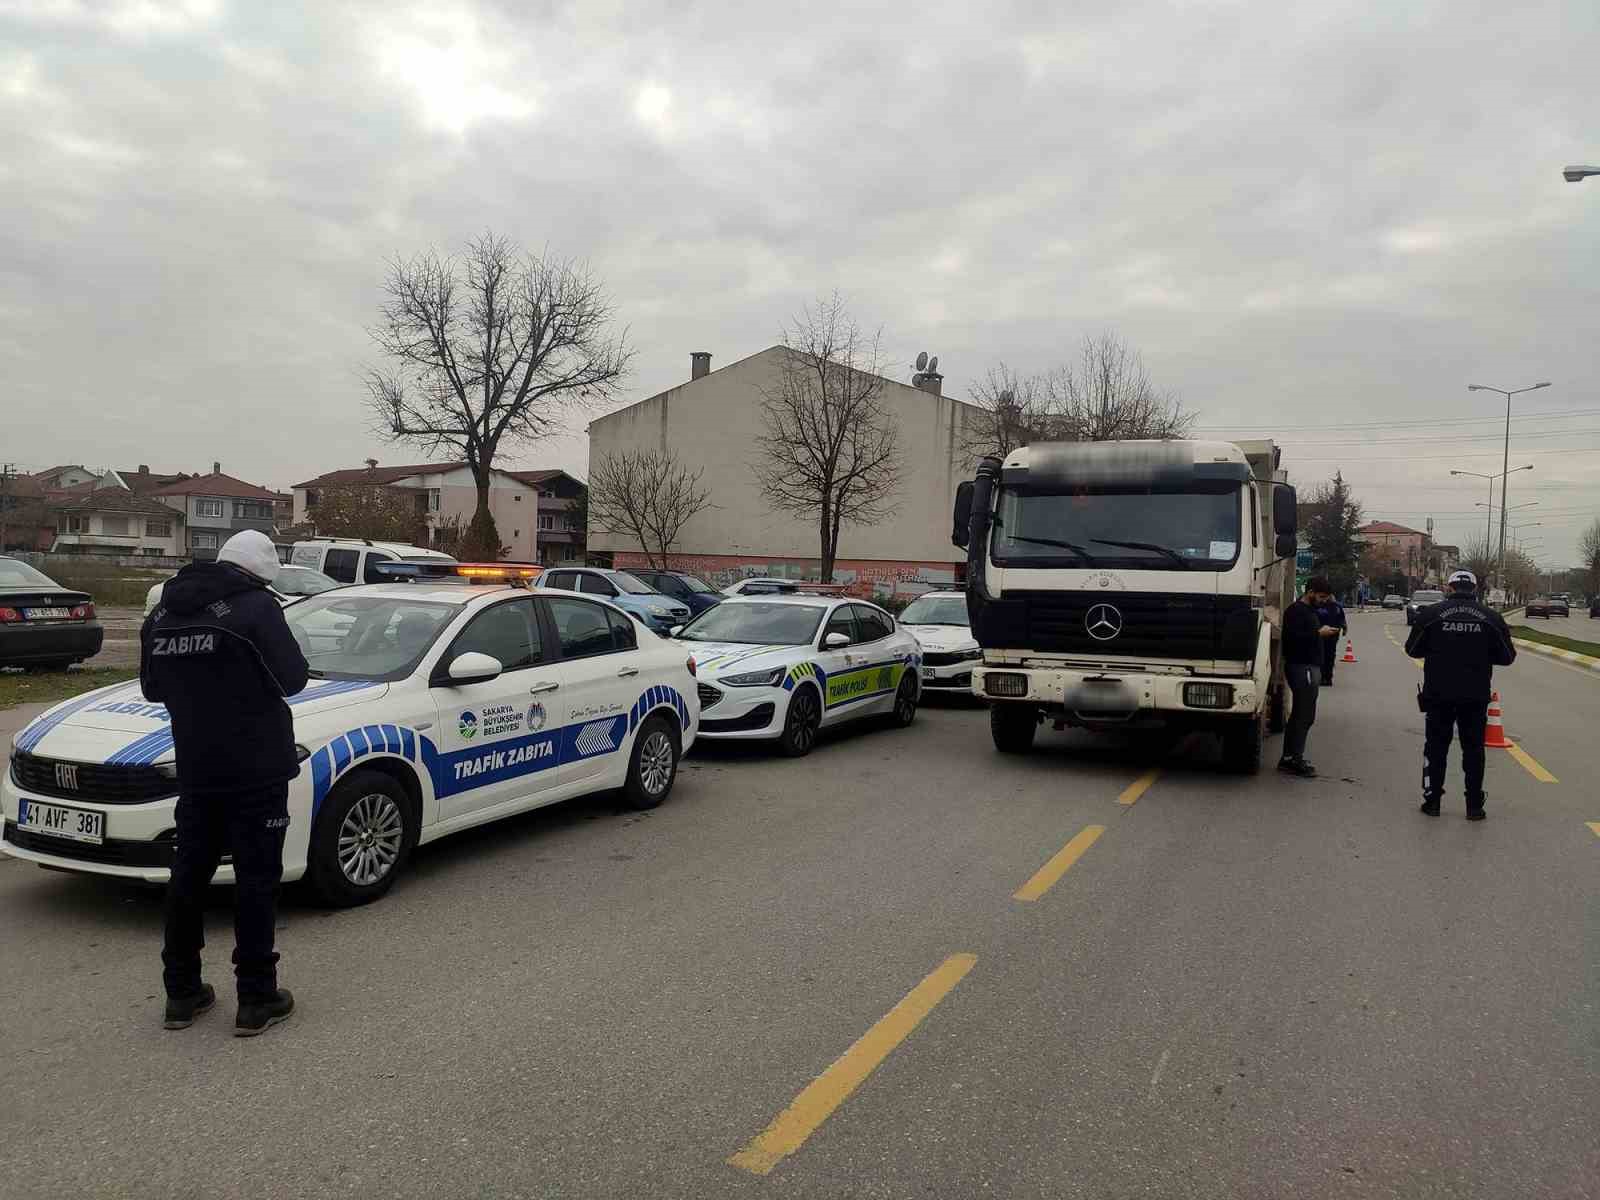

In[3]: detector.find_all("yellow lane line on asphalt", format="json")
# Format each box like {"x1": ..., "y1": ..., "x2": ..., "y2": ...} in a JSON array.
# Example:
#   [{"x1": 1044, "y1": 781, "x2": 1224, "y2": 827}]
[
  {"x1": 1118, "y1": 768, "x2": 1163, "y2": 807},
  {"x1": 1383, "y1": 627, "x2": 1423, "y2": 668},
  {"x1": 1587, "y1": 822, "x2": 1600, "y2": 838},
  {"x1": 727, "y1": 953, "x2": 978, "y2": 1176},
  {"x1": 1505, "y1": 742, "x2": 1559, "y2": 784},
  {"x1": 1013, "y1": 825, "x2": 1106, "y2": 902}
]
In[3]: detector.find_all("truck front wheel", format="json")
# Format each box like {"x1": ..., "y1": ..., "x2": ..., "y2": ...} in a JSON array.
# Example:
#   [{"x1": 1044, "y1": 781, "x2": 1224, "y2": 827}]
[
  {"x1": 991, "y1": 704, "x2": 1038, "y2": 754},
  {"x1": 1221, "y1": 714, "x2": 1264, "y2": 774}
]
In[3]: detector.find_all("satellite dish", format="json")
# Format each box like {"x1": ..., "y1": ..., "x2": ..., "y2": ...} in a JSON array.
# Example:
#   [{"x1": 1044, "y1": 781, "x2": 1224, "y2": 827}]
[
  {"x1": 928, "y1": 356, "x2": 939, "y2": 373},
  {"x1": 915, "y1": 351, "x2": 928, "y2": 371}
]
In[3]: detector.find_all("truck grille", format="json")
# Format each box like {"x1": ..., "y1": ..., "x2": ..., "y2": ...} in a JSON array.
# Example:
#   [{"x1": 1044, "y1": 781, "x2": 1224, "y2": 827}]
[
  {"x1": 976, "y1": 591, "x2": 1257, "y2": 662},
  {"x1": 10, "y1": 751, "x2": 177, "y2": 805}
]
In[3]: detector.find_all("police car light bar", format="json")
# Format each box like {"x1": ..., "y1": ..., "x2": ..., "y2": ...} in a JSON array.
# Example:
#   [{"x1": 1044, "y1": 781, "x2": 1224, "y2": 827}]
[{"x1": 374, "y1": 562, "x2": 544, "y2": 587}]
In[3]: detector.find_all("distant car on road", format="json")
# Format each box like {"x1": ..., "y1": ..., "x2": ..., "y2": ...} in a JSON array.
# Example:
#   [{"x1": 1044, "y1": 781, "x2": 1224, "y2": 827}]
[
  {"x1": 0, "y1": 556, "x2": 103, "y2": 670},
  {"x1": 1405, "y1": 589, "x2": 1445, "y2": 626},
  {"x1": 533, "y1": 567, "x2": 690, "y2": 635},
  {"x1": 1525, "y1": 596, "x2": 1568, "y2": 618},
  {"x1": 627, "y1": 569, "x2": 723, "y2": 616},
  {"x1": 1381, "y1": 594, "x2": 1405, "y2": 610}
]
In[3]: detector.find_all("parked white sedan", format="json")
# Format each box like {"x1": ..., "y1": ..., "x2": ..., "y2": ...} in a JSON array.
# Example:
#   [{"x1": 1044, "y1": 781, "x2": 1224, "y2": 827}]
[
  {"x1": 6, "y1": 571, "x2": 697, "y2": 905},
  {"x1": 896, "y1": 590, "x2": 980, "y2": 693},
  {"x1": 680, "y1": 596, "x2": 921, "y2": 755}
]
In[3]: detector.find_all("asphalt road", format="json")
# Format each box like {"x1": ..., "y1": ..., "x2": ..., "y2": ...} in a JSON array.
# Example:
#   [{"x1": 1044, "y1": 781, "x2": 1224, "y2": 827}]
[{"x1": 1, "y1": 609, "x2": 1595, "y2": 1199}]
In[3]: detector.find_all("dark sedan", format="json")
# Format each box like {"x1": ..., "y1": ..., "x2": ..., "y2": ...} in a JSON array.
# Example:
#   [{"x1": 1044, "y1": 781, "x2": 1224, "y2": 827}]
[
  {"x1": 0, "y1": 557, "x2": 104, "y2": 669},
  {"x1": 1525, "y1": 596, "x2": 1568, "y2": 618},
  {"x1": 628, "y1": 569, "x2": 724, "y2": 616}
]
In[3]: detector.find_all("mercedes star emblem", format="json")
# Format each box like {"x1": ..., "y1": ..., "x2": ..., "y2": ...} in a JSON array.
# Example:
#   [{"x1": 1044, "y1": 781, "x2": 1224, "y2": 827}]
[{"x1": 1085, "y1": 603, "x2": 1123, "y2": 641}]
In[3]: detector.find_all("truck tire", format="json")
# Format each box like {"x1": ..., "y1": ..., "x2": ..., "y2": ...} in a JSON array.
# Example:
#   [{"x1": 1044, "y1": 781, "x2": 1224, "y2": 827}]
[
  {"x1": 1267, "y1": 681, "x2": 1287, "y2": 734},
  {"x1": 1221, "y1": 714, "x2": 1264, "y2": 774},
  {"x1": 990, "y1": 704, "x2": 1037, "y2": 754}
]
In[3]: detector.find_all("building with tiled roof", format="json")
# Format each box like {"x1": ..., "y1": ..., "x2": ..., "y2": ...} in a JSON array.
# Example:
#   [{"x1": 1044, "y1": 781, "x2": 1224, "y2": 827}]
[
  {"x1": 151, "y1": 465, "x2": 288, "y2": 560},
  {"x1": 50, "y1": 487, "x2": 185, "y2": 556}
]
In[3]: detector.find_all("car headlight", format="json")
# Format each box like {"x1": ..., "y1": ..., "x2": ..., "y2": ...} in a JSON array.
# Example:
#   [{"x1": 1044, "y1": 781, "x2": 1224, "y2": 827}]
[
  {"x1": 959, "y1": 647, "x2": 981, "y2": 661},
  {"x1": 720, "y1": 667, "x2": 786, "y2": 688}
]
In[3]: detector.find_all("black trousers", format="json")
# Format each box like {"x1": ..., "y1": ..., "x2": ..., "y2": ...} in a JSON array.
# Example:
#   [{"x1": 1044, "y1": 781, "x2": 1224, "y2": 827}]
[
  {"x1": 1321, "y1": 635, "x2": 1339, "y2": 681},
  {"x1": 1283, "y1": 662, "x2": 1321, "y2": 759},
  {"x1": 162, "y1": 781, "x2": 289, "y2": 1002},
  {"x1": 1422, "y1": 700, "x2": 1489, "y2": 806}
]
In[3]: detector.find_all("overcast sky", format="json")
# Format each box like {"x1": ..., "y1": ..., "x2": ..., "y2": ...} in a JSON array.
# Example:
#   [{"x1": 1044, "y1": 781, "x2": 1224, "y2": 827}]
[{"x1": 5, "y1": 0, "x2": 1598, "y2": 564}]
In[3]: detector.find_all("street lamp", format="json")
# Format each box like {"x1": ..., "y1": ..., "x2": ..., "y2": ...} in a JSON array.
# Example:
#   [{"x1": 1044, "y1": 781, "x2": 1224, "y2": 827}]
[
  {"x1": 1465, "y1": 383, "x2": 1551, "y2": 591},
  {"x1": 1564, "y1": 165, "x2": 1600, "y2": 182},
  {"x1": 1452, "y1": 465, "x2": 1533, "y2": 554}
]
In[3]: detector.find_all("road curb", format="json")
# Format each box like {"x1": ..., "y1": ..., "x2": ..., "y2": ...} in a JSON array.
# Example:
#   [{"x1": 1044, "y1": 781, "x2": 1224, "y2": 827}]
[{"x1": 1511, "y1": 636, "x2": 1600, "y2": 675}]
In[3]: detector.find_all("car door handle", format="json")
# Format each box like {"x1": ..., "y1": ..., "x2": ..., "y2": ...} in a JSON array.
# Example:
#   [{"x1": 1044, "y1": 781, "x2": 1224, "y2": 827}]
[
  {"x1": 529, "y1": 681, "x2": 560, "y2": 694},
  {"x1": 616, "y1": 666, "x2": 639, "y2": 677}
]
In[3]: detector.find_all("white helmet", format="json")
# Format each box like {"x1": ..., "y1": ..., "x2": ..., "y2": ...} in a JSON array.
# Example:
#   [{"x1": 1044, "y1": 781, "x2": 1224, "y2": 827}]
[{"x1": 1447, "y1": 569, "x2": 1477, "y2": 589}]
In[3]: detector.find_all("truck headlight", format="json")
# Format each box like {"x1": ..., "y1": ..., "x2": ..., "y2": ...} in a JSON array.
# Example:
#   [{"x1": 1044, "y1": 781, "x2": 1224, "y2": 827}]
[
  {"x1": 983, "y1": 672, "x2": 1028, "y2": 698},
  {"x1": 1183, "y1": 682, "x2": 1235, "y2": 709},
  {"x1": 720, "y1": 667, "x2": 786, "y2": 688}
]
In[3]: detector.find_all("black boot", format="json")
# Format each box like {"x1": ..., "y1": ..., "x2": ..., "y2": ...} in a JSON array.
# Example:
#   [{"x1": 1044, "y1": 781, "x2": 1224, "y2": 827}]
[
  {"x1": 235, "y1": 988, "x2": 294, "y2": 1037},
  {"x1": 163, "y1": 982, "x2": 216, "y2": 1030},
  {"x1": 1419, "y1": 795, "x2": 1440, "y2": 816},
  {"x1": 1277, "y1": 757, "x2": 1316, "y2": 777},
  {"x1": 1466, "y1": 794, "x2": 1486, "y2": 822}
]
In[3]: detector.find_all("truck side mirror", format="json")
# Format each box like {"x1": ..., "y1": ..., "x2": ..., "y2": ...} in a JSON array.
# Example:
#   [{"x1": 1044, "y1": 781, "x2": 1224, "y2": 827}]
[
  {"x1": 1272, "y1": 484, "x2": 1297, "y2": 536},
  {"x1": 952, "y1": 481, "x2": 974, "y2": 548},
  {"x1": 1275, "y1": 533, "x2": 1297, "y2": 559}
]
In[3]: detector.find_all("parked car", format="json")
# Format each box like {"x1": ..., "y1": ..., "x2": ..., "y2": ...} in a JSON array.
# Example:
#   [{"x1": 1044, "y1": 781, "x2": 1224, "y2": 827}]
[
  {"x1": 1381, "y1": 594, "x2": 1405, "y2": 610},
  {"x1": 0, "y1": 557, "x2": 103, "y2": 670},
  {"x1": 143, "y1": 563, "x2": 342, "y2": 617},
  {"x1": 897, "y1": 590, "x2": 980, "y2": 692},
  {"x1": 1405, "y1": 589, "x2": 1445, "y2": 626},
  {"x1": 628, "y1": 569, "x2": 724, "y2": 616},
  {"x1": 721, "y1": 578, "x2": 846, "y2": 598},
  {"x1": 679, "y1": 595, "x2": 920, "y2": 755},
  {"x1": 3, "y1": 566, "x2": 697, "y2": 904},
  {"x1": 1590, "y1": 597, "x2": 1600, "y2": 619},
  {"x1": 533, "y1": 567, "x2": 690, "y2": 635},
  {"x1": 289, "y1": 537, "x2": 455, "y2": 586}
]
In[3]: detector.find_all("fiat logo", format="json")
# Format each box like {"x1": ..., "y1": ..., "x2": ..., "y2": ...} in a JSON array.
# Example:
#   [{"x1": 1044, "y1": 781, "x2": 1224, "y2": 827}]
[
  {"x1": 55, "y1": 762, "x2": 79, "y2": 790},
  {"x1": 1085, "y1": 603, "x2": 1123, "y2": 641}
]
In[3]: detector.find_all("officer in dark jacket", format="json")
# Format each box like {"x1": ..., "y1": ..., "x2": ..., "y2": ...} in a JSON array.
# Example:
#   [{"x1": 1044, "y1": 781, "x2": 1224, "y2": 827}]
[
  {"x1": 141, "y1": 530, "x2": 309, "y2": 1035},
  {"x1": 1317, "y1": 594, "x2": 1348, "y2": 686},
  {"x1": 1403, "y1": 570, "x2": 1515, "y2": 820}
]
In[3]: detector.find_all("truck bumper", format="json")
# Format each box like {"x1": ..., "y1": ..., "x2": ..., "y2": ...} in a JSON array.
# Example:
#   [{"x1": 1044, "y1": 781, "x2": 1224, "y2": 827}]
[{"x1": 972, "y1": 665, "x2": 1259, "y2": 725}]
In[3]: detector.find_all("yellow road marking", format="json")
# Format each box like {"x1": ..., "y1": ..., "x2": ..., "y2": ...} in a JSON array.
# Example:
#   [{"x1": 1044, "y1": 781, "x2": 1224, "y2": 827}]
[
  {"x1": 1505, "y1": 742, "x2": 1558, "y2": 783},
  {"x1": 727, "y1": 953, "x2": 977, "y2": 1176},
  {"x1": 1013, "y1": 825, "x2": 1106, "y2": 902},
  {"x1": 1383, "y1": 627, "x2": 1423, "y2": 668},
  {"x1": 1118, "y1": 768, "x2": 1162, "y2": 807},
  {"x1": 1587, "y1": 822, "x2": 1600, "y2": 838}
]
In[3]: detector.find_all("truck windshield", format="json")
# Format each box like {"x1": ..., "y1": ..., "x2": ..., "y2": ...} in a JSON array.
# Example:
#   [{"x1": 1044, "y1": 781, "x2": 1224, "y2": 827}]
[{"x1": 992, "y1": 488, "x2": 1242, "y2": 570}]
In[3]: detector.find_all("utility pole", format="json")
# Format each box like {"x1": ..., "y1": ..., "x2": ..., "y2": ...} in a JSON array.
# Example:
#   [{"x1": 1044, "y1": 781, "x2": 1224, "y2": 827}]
[{"x1": 0, "y1": 463, "x2": 14, "y2": 553}]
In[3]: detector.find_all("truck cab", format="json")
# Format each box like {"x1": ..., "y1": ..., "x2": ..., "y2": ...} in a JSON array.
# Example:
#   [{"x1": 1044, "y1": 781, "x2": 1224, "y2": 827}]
[{"x1": 952, "y1": 439, "x2": 1297, "y2": 772}]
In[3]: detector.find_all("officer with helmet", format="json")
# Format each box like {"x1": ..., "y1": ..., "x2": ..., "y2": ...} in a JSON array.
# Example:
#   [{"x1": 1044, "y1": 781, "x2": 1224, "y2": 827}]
[{"x1": 1403, "y1": 569, "x2": 1516, "y2": 820}]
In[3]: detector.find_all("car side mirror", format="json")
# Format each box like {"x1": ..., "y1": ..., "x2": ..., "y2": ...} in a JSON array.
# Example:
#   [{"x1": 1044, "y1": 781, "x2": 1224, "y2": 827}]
[
  {"x1": 824, "y1": 631, "x2": 851, "y2": 649},
  {"x1": 446, "y1": 651, "x2": 502, "y2": 684},
  {"x1": 1273, "y1": 484, "x2": 1297, "y2": 536},
  {"x1": 952, "y1": 480, "x2": 974, "y2": 548},
  {"x1": 1274, "y1": 533, "x2": 1296, "y2": 559}
]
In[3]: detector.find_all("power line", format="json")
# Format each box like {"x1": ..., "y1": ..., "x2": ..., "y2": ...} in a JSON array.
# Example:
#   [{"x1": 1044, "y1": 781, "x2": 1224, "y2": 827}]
[
  {"x1": 1294, "y1": 447, "x2": 1600, "y2": 462},
  {"x1": 1277, "y1": 427, "x2": 1600, "y2": 448},
  {"x1": 1193, "y1": 406, "x2": 1600, "y2": 433}
]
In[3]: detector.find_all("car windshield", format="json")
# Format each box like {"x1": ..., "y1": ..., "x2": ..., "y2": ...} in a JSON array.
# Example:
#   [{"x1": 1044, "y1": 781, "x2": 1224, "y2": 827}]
[
  {"x1": 676, "y1": 574, "x2": 715, "y2": 592},
  {"x1": 285, "y1": 594, "x2": 459, "y2": 681},
  {"x1": 0, "y1": 559, "x2": 61, "y2": 589},
  {"x1": 275, "y1": 567, "x2": 339, "y2": 596},
  {"x1": 1411, "y1": 591, "x2": 1444, "y2": 604},
  {"x1": 610, "y1": 571, "x2": 657, "y2": 595},
  {"x1": 992, "y1": 486, "x2": 1242, "y2": 569},
  {"x1": 900, "y1": 595, "x2": 969, "y2": 626},
  {"x1": 678, "y1": 601, "x2": 824, "y2": 645}
]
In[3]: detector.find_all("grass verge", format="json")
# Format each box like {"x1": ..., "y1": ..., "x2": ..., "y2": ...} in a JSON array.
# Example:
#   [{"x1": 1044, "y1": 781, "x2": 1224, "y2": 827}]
[
  {"x1": 1509, "y1": 624, "x2": 1600, "y2": 659},
  {"x1": 0, "y1": 666, "x2": 138, "y2": 711}
]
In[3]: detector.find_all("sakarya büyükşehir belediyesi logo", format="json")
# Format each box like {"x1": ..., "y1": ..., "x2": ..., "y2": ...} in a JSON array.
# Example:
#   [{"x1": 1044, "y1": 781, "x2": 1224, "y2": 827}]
[
  {"x1": 526, "y1": 701, "x2": 546, "y2": 732},
  {"x1": 458, "y1": 710, "x2": 478, "y2": 739}
]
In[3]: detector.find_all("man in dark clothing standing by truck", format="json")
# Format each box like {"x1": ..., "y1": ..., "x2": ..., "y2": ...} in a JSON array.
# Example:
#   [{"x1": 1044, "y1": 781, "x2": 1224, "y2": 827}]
[
  {"x1": 1404, "y1": 570, "x2": 1515, "y2": 820},
  {"x1": 141, "y1": 530, "x2": 309, "y2": 1035},
  {"x1": 1316, "y1": 592, "x2": 1348, "y2": 686},
  {"x1": 1279, "y1": 577, "x2": 1342, "y2": 777}
]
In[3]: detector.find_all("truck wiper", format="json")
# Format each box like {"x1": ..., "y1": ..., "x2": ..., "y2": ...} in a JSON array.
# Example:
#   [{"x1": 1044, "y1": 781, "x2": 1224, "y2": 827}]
[
  {"x1": 1090, "y1": 538, "x2": 1190, "y2": 569},
  {"x1": 1004, "y1": 535, "x2": 1091, "y2": 560}
]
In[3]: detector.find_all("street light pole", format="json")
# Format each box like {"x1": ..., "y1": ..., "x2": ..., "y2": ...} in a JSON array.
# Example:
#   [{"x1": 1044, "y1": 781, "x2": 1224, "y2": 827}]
[
  {"x1": 1452, "y1": 465, "x2": 1532, "y2": 571},
  {"x1": 1466, "y1": 382, "x2": 1550, "y2": 592}
]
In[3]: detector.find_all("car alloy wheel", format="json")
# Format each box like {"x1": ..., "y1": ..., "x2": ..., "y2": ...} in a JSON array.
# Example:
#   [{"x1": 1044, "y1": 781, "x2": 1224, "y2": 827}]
[
  {"x1": 892, "y1": 673, "x2": 917, "y2": 726},
  {"x1": 784, "y1": 688, "x2": 820, "y2": 755},
  {"x1": 337, "y1": 792, "x2": 404, "y2": 887},
  {"x1": 639, "y1": 729, "x2": 674, "y2": 797}
]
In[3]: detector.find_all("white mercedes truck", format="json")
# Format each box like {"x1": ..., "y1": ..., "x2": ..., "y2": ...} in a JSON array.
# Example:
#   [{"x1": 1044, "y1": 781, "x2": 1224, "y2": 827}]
[{"x1": 951, "y1": 439, "x2": 1298, "y2": 773}]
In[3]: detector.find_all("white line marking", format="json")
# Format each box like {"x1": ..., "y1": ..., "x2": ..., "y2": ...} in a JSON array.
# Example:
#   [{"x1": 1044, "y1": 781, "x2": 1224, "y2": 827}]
[{"x1": 1147, "y1": 1048, "x2": 1171, "y2": 1100}]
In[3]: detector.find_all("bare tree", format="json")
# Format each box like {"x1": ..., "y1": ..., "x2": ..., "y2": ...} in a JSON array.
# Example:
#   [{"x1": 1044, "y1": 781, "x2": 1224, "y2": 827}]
[
  {"x1": 367, "y1": 232, "x2": 632, "y2": 559},
  {"x1": 1581, "y1": 517, "x2": 1600, "y2": 597},
  {"x1": 1459, "y1": 536, "x2": 1498, "y2": 587},
  {"x1": 960, "y1": 364, "x2": 1057, "y2": 461},
  {"x1": 587, "y1": 448, "x2": 713, "y2": 569},
  {"x1": 754, "y1": 293, "x2": 903, "y2": 581}
]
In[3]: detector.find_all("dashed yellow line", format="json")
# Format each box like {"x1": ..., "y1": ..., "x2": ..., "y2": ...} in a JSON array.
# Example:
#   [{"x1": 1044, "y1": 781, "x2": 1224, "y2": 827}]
[
  {"x1": 1505, "y1": 742, "x2": 1559, "y2": 783},
  {"x1": 727, "y1": 953, "x2": 977, "y2": 1176},
  {"x1": 1118, "y1": 768, "x2": 1163, "y2": 807},
  {"x1": 1383, "y1": 627, "x2": 1423, "y2": 669},
  {"x1": 1014, "y1": 825, "x2": 1106, "y2": 902}
]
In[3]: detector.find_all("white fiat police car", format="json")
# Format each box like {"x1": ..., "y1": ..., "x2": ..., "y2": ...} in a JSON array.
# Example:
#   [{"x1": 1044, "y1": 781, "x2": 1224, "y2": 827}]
[
  {"x1": 896, "y1": 590, "x2": 980, "y2": 693},
  {"x1": 680, "y1": 595, "x2": 921, "y2": 755},
  {"x1": 3, "y1": 566, "x2": 697, "y2": 905}
]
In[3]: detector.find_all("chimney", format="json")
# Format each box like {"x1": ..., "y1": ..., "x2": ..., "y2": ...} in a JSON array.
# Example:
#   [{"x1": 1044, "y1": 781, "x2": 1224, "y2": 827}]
[
  {"x1": 365, "y1": 458, "x2": 379, "y2": 471},
  {"x1": 137, "y1": 465, "x2": 149, "y2": 475},
  {"x1": 690, "y1": 351, "x2": 712, "y2": 381},
  {"x1": 212, "y1": 461, "x2": 221, "y2": 475}
]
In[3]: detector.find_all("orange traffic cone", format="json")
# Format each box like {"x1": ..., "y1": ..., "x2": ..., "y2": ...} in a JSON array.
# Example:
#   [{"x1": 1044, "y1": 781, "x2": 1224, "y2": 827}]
[
  {"x1": 1483, "y1": 691, "x2": 1511, "y2": 748},
  {"x1": 1342, "y1": 638, "x2": 1357, "y2": 663}
]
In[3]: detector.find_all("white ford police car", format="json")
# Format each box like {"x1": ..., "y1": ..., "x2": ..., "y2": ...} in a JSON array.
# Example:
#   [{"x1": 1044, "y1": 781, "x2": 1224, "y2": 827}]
[
  {"x1": 896, "y1": 590, "x2": 980, "y2": 693},
  {"x1": 3, "y1": 566, "x2": 697, "y2": 905},
  {"x1": 680, "y1": 595, "x2": 920, "y2": 755}
]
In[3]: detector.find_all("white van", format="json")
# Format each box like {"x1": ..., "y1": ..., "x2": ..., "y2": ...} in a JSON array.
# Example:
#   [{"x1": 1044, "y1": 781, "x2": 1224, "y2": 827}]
[{"x1": 289, "y1": 538, "x2": 455, "y2": 586}]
